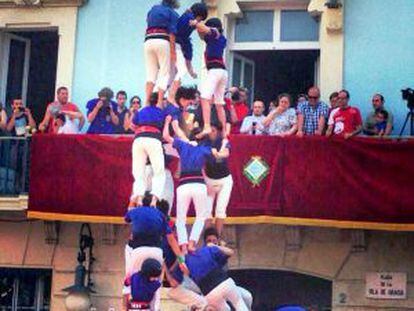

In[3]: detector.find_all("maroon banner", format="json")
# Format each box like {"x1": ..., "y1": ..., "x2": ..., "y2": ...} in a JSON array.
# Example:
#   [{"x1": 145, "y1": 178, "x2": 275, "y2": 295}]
[{"x1": 28, "y1": 134, "x2": 414, "y2": 228}]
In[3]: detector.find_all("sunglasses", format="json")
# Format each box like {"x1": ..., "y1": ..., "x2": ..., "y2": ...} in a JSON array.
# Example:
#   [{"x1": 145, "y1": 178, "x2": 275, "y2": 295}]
[{"x1": 132, "y1": 101, "x2": 140, "y2": 104}]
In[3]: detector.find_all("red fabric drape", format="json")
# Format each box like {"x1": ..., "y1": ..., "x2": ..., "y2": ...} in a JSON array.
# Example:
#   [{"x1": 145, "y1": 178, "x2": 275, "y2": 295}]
[{"x1": 28, "y1": 134, "x2": 414, "y2": 225}]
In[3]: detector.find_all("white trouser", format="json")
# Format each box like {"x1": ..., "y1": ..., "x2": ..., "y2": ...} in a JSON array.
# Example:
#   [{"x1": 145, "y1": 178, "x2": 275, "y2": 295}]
[
  {"x1": 238, "y1": 286, "x2": 253, "y2": 310},
  {"x1": 200, "y1": 68, "x2": 228, "y2": 105},
  {"x1": 144, "y1": 39, "x2": 171, "y2": 91},
  {"x1": 206, "y1": 278, "x2": 248, "y2": 311},
  {"x1": 205, "y1": 174, "x2": 233, "y2": 219},
  {"x1": 174, "y1": 44, "x2": 188, "y2": 82},
  {"x1": 176, "y1": 183, "x2": 209, "y2": 245},
  {"x1": 168, "y1": 276, "x2": 208, "y2": 310},
  {"x1": 131, "y1": 137, "x2": 165, "y2": 201},
  {"x1": 144, "y1": 165, "x2": 174, "y2": 209}
]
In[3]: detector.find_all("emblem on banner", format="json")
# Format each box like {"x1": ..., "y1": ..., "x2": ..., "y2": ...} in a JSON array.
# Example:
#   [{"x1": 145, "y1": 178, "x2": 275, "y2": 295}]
[{"x1": 243, "y1": 156, "x2": 269, "y2": 187}]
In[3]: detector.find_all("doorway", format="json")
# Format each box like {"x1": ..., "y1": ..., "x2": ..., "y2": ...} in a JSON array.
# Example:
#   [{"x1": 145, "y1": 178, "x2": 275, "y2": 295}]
[
  {"x1": 231, "y1": 50, "x2": 319, "y2": 108},
  {"x1": 0, "y1": 30, "x2": 59, "y2": 123},
  {"x1": 229, "y1": 269, "x2": 332, "y2": 311}
]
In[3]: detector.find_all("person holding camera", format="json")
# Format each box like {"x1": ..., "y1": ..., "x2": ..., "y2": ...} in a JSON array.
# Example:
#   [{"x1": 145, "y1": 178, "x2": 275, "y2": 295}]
[
  {"x1": 226, "y1": 87, "x2": 250, "y2": 134},
  {"x1": 86, "y1": 87, "x2": 119, "y2": 134},
  {"x1": 240, "y1": 100, "x2": 266, "y2": 135},
  {"x1": 6, "y1": 99, "x2": 36, "y2": 137},
  {"x1": 39, "y1": 87, "x2": 84, "y2": 134}
]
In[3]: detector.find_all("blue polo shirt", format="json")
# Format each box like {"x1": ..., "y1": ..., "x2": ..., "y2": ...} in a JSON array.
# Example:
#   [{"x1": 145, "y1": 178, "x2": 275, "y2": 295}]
[
  {"x1": 132, "y1": 106, "x2": 166, "y2": 140},
  {"x1": 176, "y1": 11, "x2": 196, "y2": 60},
  {"x1": 86, "y1": 98, "x2": 118, "y2": 134},
  {"x1": 202, "y1": 138, "x2": 231, "y2": 180},
  {"x1": 147, "y1": 4, "x2": 179, "y2": 34},
  {"x1": 173, "y1": 138, "x2": 212, "y2": 184},
  {"x1": 172, "y1": 246, "x2": 229, "y2": 294},
  {"x1": 130, "y1": 272, "x2": 161, "y2": 303},
  {"x1": 125, "y1": 207, "x2": 172, "y2": 247},
  {"x1": 204, "y1": 28, "x2": 227, "y2": 69}
]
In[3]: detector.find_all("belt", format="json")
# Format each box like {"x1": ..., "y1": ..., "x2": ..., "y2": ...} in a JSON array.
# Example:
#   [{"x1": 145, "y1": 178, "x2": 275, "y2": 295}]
[
  {"x1": 135, "y1": 125, "x2": 161, "y2": 135},
  {"x1": 146, "y1": 27, "x2": 168, "y2": 35},
  {"x1": 128, "y1": 301, "x2": 151, "y2": 310}
]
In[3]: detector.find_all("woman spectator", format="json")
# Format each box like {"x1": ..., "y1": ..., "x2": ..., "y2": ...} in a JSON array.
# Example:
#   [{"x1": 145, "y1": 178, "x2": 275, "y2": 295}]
[
  {"x1": 263, "y1": 94, "x2": 297, "y2": 136},
  {"x1": 124, "y1": 96, "x2": 142, "y2": 134}
]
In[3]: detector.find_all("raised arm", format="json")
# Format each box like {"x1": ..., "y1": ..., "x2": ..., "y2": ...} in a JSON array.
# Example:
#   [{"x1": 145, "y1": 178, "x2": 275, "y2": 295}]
[{"x1": 163, "y1": 115, "x2": 174, "y2": 144}]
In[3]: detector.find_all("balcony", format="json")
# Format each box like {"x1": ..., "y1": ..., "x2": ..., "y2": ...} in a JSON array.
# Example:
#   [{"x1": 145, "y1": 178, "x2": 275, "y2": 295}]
[
  {"x1": 0, "y1": 137, "x2": 29, "y2": 213},
  {"x1": 1, "y1": 134, "x2": 414, "y2": 231}
]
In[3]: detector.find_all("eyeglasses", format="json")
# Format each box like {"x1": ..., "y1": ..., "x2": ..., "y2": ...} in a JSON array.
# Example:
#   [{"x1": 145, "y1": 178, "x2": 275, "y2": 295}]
[
  {"x1": 308, "y1": 96, "x2": 319, "y2": 100},
  {"x1": 132, "y1": 101, "x2": 140, "y2": 104}
]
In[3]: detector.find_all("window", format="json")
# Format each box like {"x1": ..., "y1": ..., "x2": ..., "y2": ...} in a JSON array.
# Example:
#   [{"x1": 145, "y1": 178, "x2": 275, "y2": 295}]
[
  {"x1": 0, "y1": 268, "x2": 52, "y2": 311},
  {"x1": 280, "y1": 10, "x2": 320, "y2": 42},
  {"x1": 235, "y1": 11, "x2": 274, "y2": 42}
]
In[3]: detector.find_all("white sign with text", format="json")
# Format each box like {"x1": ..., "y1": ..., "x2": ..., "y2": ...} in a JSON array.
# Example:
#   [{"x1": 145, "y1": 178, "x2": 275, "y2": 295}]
[{"x1": 366, "y1": 272, "x2": 407, "y2": 299}]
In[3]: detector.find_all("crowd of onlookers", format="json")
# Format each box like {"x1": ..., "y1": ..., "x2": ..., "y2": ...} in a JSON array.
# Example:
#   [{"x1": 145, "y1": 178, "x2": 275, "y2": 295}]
[{"x1": 0, "y1": 85, "x2": 395, "y2": 139}]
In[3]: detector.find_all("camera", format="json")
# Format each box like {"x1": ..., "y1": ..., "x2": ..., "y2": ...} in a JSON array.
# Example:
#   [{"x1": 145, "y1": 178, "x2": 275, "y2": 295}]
[
  {"x1": 18, "y1": 107, "x2": 25, "y2": 113},
  {"x1": 231, "y1": 91, "x2": 241, "y2": 102},
  {"x1": 402, "y1": 88, "x2": 414, "y2": 109}
]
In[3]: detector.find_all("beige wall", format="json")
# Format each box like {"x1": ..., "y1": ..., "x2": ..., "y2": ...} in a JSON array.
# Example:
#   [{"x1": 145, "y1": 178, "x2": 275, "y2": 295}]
[
  {"x1": 0, "y1": 6, "x2": 79, "y2": 98},
  {"x1": 1, "y1": 221, "x2": 414, "y2": 310}
]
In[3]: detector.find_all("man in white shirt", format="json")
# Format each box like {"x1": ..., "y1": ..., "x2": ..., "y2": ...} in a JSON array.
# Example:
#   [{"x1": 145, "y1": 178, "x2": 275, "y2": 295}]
[{"x1": 239, "y1": 100, "x2": 266, "y2": 135}]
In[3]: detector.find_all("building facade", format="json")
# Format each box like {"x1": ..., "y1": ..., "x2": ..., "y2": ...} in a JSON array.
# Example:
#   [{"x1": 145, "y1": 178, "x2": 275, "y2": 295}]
[{"x1": 1, "y1": 0, "x2": 414, "y2": 310}]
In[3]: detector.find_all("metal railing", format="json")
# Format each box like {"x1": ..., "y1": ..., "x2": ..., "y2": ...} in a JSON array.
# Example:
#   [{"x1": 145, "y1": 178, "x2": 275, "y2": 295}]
[{"x1": 0, "y1": 137, "x2": 30, "y2": 196}]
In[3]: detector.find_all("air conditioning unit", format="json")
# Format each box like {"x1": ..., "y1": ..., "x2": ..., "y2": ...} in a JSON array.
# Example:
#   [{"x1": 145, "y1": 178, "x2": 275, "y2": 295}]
[{"x1": 14, "y1": 0, "x2": 42, "y2": 6}]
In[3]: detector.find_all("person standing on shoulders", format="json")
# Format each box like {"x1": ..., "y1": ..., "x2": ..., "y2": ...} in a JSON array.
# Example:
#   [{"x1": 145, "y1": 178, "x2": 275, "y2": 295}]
[{"x1": 326, "y1": 89, "x2": 363, "y2": 139}]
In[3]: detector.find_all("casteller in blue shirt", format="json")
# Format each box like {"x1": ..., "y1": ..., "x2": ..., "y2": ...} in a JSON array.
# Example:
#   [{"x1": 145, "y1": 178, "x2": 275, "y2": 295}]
[
  {"x1": 128, "y1": 272, "x2": 161, "y2": 303},
  {"x1": 172, "y1": 138, "x2": 212, "y2": 185},
  {"x1": 204, "y1": 18, "x2": 227, "y2": 70},
  {"x1": 132, "y1": 105, "x2": 166, "y2": 141},
  {"x1": 86, "y1": 98, "x2": 118, "y2": 134},
  {"x1": 125, "y1": 206, "x2": 172, "y2": 247},
  {"x1": 147, "y1": 3, "x2": 179, "y2": 35}
]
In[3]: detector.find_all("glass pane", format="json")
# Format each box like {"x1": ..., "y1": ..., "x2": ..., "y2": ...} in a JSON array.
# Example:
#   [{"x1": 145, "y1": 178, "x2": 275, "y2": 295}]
[
  {"x1": 232, "y1": 58, "x2": 242, "y2": 87},
  {"x1": 244, "y1": 63, "x2": 254, "y2": 105},
  {"x1": 6, "y1": 39, "x2": 27, "y2": 109},
  {"x1": 0, "y1": 275, "x2": 14, "y2": 308},
  {"x1": 235, "y1": 11, "x2": 274, "y2": 42},
  {"x1": 280, "y1": 10, "x2": 319, "y2": 42},
  {"x1": 17, "y1": 273, "x2": 36, "y2": 308}
]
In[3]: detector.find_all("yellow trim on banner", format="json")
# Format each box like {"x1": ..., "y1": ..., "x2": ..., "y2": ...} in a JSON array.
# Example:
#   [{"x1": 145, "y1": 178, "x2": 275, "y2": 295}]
[{"x1": 27, "y1": 211, "x2": 414, "y2": 232}]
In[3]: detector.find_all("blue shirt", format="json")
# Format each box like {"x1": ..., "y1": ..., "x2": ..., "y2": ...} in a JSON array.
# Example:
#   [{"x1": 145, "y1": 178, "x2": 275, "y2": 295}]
[
  {"x1": 176, "y1": 11, "x2": 196, "y2": 60},
  {"x1": 202, "y1": 138, "x2": 231, "y2": 180},
  {"x1": 147, "y1": 4, "x2": 179, "y2": 34},
  {"x1": 296, "y1": 101, "x2": 329, "y2": 135},
  {"x1": 133, "y1": 105, "x2": 166, "y2": 140},
  {"x1": 125, "y1": 207, "x2": 172, "y2": 239},
  {"x1": 130, "y1": 272, "x2": 161, "y2": 303},
  {"x1": 114, "y1": 106, "x2": 129, "y2": 134},
  {"x1": 173, "y1": 138, "x2": 212, "y2": 177},
  {"x1": 164, "y1": 102, "x2": 181, "y2": 121},
  {"x1": 204, "y1": 28, "x2": 227, "y2": 61},
  {"x1": 86, "y1": 98, "x2": 118, "y2": 134}
]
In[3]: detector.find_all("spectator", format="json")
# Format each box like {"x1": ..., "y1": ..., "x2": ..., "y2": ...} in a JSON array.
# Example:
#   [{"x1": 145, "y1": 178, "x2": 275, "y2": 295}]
[
  {"x1": 329, "y1": 91, "x2": 339, "y2": 109},
  {"x1": 374, "y1": 109, "x2": 389, "y2": 137},
  {"x1": 363, "y1": 93, "x2": 393, "y2": 136},
  {"x1": 114, "y1": 90, "x2": 129, "y2": 134},
  {"x1": 268, "y1": 100, "x2": 277, "y2": 113},
  {"x1": 326, "y1": 89, "x2": 363, "y2": 139},
  {"x1": 226, "y1": 87, "x2": 250, "y2": 134},
  {"x1": 39, "y1": 87, "x2": 84, "y2": 134},
  {"x1": 296, "y1": 94, "x2": 307, "y2": 106},
  {"x1": 6, "y1": 99, "x2": 36, "y2": 137},
  {"x1": 0, "y1": 102, "x2": 7, "y2": 135},
  {"x1": 296, "y1": 86, "x2": 329, "y2": 136},
  {"x1": 86, "y1": 87, "x2": 119, "y2": 134},
  {"x1": 240, "y1": 100, "x2": 266, "y2": 135},
  {"x1": 263, "y1": 94, "x2": 298, "y2": 136},
  {"x1": 124, "y1": 96, "x2": 142, "y2": 134}
]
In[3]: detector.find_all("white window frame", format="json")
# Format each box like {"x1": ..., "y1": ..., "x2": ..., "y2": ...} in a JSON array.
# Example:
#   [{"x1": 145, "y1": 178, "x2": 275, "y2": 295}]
[
  {"x1": 230, "y1": 53, "x2": 255, "y2": 104},
  {"x1": 227, "y1": 4, "x2": 320, "y2": 51},
  {"x1": 0, "y1": 32, "x2": 31, "y2": 107}
]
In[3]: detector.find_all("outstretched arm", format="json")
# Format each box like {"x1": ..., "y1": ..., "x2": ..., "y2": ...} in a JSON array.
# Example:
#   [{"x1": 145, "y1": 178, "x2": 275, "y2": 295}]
[{"x1": 163, "y1": 115, "x2": 174, "y2": 143}]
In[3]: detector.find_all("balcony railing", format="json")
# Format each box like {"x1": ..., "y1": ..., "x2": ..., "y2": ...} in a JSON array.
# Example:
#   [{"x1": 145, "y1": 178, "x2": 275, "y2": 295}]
[{"x1": 0, "y1": 137, "x2": 30, "y2": 196}]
